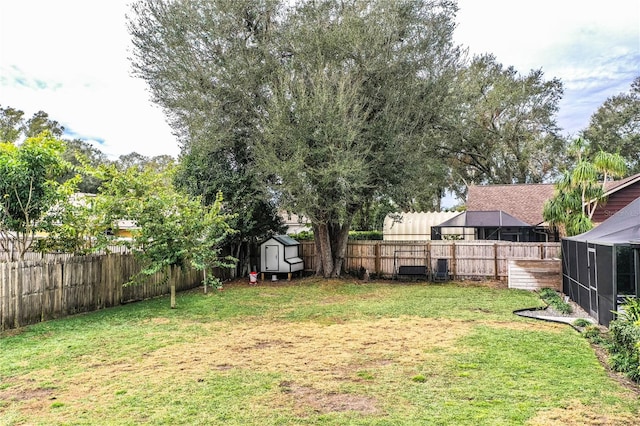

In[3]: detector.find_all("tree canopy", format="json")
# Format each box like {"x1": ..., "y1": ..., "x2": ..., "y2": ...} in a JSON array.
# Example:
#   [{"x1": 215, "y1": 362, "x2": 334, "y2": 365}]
[
  {"x1": 95, "y1": 163, "x2": 235, "y2": 306},
  {"x1": 128, "y1": 0, "x2": 463, "y2": 277},
  {"x1": 0, "y1": 132, "x2": 76, "y2": 260},
  {"x1": 582, "y1": 76, "x2": 640, "y2": 173},
  {"x1": 444, "y1": 54, "x2": 564, "y2": 198}
]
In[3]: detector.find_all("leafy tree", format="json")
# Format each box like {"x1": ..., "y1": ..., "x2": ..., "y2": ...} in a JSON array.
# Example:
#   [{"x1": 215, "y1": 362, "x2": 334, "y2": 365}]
[
  {"x1": 128, "y1": 0, "x2": 462, "y2": 277},
  {"x1": 543, "y1": 141, "x2": 627, "y2": 236},
  {"x1": 0, "y1": 106, "x2": 64, "y2": 142},
  {"x1": 175, "y1": 141, "x2": 285, "y2": 277},
  {"x1": 352, "y1": 197, "x2": 397, "y2": 232},
  {"x1": 36, "y1": 192, "x2": 109, "y2": 255},
  {"x1": 0, "y1": 105, "x2": 25, "y2": 143},
  {"x1": 582, "y1": 76, "x2": 640, "y2": 173},
  {"x1": 445, "y1": 54, "x2": 564, "y2": 198},
  {"x1": 130, "y1": 0, "x2": 286, "y2": 273},
  {"x1": 59, "y1": 139, "x2": 110, "y2": 193},
  {"x1": 23, "y1": 111, "x2": 64, "y2": 138},
  {"x1": 116, "y1": 152, "x2": 175, "y2": 173},
  {"x1": 96, "y1": 164, "x2": 235, "y2": 307},
  {"x1": 0, "y1": 132, "x2": 76, "y2": 260},
  {"x1": 0, "y1": 105, "x2": 108, "y2": 193}
]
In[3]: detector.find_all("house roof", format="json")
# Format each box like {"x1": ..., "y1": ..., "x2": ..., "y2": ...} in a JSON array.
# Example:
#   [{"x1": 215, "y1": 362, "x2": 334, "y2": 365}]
[
  {"x1": 436, "y1": 210, "x2": 532, "y2": 228},
  {"x1": 566, "y1": 196, "x2": 640, "y2": 245},
  {"x1": 466, "y1": 173, "x2": 640, "y2": 227},
  {"x1": 466, "y1": 184, "x2": 556, "y2": 226},
  {"x1": 603, "y1": 172, "x2": 640, "y2": 196}
]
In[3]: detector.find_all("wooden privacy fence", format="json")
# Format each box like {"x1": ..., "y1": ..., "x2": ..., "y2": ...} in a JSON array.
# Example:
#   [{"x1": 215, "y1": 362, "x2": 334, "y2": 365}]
[
  {"x1": 300, "y1": 241, "x2": 561, "y2": 280},
  {"x1": 0, "y1": 253, "x2": 204, "y2": 331}
]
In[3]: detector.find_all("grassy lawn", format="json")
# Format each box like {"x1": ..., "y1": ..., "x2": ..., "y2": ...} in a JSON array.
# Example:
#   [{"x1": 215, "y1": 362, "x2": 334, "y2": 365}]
[{"x1": 1, "y1": 278, "x2": 638, "y2": 425}]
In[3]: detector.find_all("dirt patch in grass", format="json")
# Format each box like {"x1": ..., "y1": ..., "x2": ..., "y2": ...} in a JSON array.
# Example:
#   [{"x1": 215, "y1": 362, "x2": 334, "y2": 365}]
[
  {"x1": 527, "y1": 400, "x2": 639, "y2": 425},
  {"x1": 2, "y1": 313, "x2": 633, "y2": 422},
  {"x1": 6, "y1": 316, "x2": 467, "y2": 419},
  {"x1": 278, "y1": 380, "x2": 379, "y2": 415}
]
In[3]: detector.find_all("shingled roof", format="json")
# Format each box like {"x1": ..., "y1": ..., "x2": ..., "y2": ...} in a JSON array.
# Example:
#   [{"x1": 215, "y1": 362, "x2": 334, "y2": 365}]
[
  {"x1": 466, "y1": 184, "x2": 556, "y2": 226},
  {"x1": 603, "y1": 172, "x2": 640, "y2": 195},
  {"x1": 467, "y1": 173, "x2": 640, "y2": 227}
]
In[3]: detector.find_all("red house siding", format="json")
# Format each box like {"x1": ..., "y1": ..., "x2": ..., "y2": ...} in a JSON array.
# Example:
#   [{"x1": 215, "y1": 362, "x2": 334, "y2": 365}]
[{"x1": 592, "y1": 182, "x2": 640, "y2": 223}]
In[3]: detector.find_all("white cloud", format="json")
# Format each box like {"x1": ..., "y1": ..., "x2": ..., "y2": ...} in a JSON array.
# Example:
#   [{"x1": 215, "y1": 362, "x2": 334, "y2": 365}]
[
  {"x1": 1, "y1": 0, "x2": 638, "y2": 160},
  {"x1": 455, "y1": 0, "x2": 640, "y2": 136},
  {"x1": 0, "y1": 0, "x2": 178, "y2": 160}
]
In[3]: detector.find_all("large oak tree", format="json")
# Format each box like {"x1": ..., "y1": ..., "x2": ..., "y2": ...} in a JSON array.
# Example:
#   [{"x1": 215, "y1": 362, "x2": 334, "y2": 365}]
[
  {"x1": 444, "y1": 54, "x2": 564, "y2": 198},
  {"x1": 128, "y1": 0, "x2": 462, "y2": 277}
]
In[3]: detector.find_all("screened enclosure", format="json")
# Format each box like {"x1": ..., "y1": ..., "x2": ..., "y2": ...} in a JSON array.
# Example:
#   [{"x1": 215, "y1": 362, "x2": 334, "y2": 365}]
[
  {"x1": 431, "y1": 210, "x2": 550, "y2": 242},
  {"x1": 562, "y1": 197, "x2": 640, "y2": 326}
]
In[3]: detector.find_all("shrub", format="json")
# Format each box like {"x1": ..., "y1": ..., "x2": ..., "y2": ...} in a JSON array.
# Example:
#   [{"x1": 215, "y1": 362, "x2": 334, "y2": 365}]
[
  {"x1": 608, "y1": 318, "x2": 640, "y2": 382},
  {"x1": 538, "y1": 288, "x2": 573, "y2": 314},
  {"x1": 349, "y1": 230, "x2": 383, "y2": 240},
  {"x1": 573, "y1": 318, "x2": 591, "y2": 328},
  {"x1": 287, "y1": 230, "x2": 314, "y2": 241},
  {"x1": 617, "y1": 296, "x2": 640, "y2": 323},
  {"x1": 287, "y1": 230, "x2": 384, "y2": 241}
]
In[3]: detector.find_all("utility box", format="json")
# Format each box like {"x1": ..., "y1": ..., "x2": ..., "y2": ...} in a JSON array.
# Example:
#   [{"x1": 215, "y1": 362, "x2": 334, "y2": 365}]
[{"x1": 260, "y1": 235, "x2": 304, "y2": 280}]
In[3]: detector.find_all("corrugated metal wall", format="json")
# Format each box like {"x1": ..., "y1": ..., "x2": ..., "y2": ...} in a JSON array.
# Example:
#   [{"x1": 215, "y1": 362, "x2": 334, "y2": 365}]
[{"x1": 383, "y1": 212, "x2": 462, "y2": 241}]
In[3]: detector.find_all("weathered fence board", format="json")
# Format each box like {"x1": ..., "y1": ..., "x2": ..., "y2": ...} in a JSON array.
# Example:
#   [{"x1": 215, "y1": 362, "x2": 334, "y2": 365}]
[
  {"x1": 301, "y1": 241, "x2": 561, "y2": 280},
  {"x1": 508, "y1": 259, "x2": 561, "y2": 290},
  {"x1": 0, "y1": 254, "x2": 204, "y2": 332}
]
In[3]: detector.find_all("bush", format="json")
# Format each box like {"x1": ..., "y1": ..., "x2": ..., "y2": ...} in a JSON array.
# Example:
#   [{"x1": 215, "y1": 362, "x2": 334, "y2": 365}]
[
  {"x1": 617, "y1": 296, "x2": 640, "y2": 323},
  {"x1": 287, "y1": 230, "x2": 384, "y2": 241},
  {"x1": 348, "y1": 230, "x2": 383, "y2": 240},
  {"x1": 538, "y1": 288, "x2": 573, "y2": 314},
  {"x1": 573, "y1": 318, "x2": 591, "y2": 328},
  {"x1": 287, "y1": 230, "x2": 314, "y2": 241},
  {"x1": 608, "y1": 319, "x2": 640, "y2": 382}
]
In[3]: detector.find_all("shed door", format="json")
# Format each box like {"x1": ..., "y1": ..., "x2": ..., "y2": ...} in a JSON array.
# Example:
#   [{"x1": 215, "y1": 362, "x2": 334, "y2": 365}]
[
  {"x1": 588, "y1": 248, "x2": 598, "y2": 318},
  {"x1": 264, "y1": 245, "x2": 279, "y2": 271}
]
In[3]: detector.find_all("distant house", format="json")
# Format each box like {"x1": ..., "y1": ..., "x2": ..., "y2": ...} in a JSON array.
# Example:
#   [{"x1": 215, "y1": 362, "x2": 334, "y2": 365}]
[
  {"x1": 466, "y1": 183, "x2": 557, "y2": 241},
  {"x1": 465, "y1": 172, "x2": 640, "y2": 241},
  {"x1": 590, "y1": 173, "x2": 640, "y2": 224},
  {"x1": 280, "y1": 212, "x2": 311, "y2": 235}
]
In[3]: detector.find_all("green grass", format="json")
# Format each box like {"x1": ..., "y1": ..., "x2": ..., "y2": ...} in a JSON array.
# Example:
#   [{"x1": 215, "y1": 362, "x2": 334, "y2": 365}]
[{"x1": 1, "y1": 278, "x2": 638, "y2": 425}]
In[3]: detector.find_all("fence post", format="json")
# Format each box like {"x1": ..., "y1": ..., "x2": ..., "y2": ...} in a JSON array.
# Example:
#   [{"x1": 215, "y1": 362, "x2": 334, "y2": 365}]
[
  {"x1": 451, "y1": 242, "x2": 457, "y2": 279},
  {"x1": 494, "y1": 243, "x2": 499, "y2": 280},
  {"x1": 375, "y1": 242, "x2": 381, "y2": 275}
]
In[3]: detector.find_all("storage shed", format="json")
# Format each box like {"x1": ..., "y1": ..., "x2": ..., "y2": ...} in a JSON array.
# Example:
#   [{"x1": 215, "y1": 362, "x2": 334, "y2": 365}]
[
  {"x1": 562, "y1": 197, "x2": 640, "y2": 326},
  {"x1": 260, "y1": 235, "x2": 304, "y2": 280}
]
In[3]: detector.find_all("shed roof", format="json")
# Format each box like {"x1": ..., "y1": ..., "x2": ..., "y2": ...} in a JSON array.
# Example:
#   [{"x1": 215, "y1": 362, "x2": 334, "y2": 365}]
[
  {"x1": 271, "y1": 235, "x2": 300, "y2": 246},
  {"x1": 566, "y1": 196, "x2": 640, "y2": 244},
  {"x1": 467, "y1": 184, "x2": 555, "y2": 226},
  {"x1": 436, "y1": 211, "x2": 532, "y2": 228}
]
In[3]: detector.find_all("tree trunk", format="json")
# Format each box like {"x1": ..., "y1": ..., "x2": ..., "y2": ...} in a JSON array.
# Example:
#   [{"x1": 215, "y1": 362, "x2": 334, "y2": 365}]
[
  {"x1": 314, "y1": 218, "x2": 352, "y2": 278},
  {"x1": 313, "y1": 224, "x2": 324, "y2": 276},
  {"x1": 316, "y1": 223, "x2": 335, "y2": 278},
  {"x1": 329, "y1": 221, "x2": 351, "y2": 277},
  {"x1": 169, "y1": 266, "x2": 176, "y2": 309}
]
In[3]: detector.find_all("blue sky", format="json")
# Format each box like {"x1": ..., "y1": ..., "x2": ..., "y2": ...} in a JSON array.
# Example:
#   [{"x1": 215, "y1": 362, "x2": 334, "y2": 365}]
[{"x1": 1, "y1": 0, "x2": 639, "y2": 160}]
